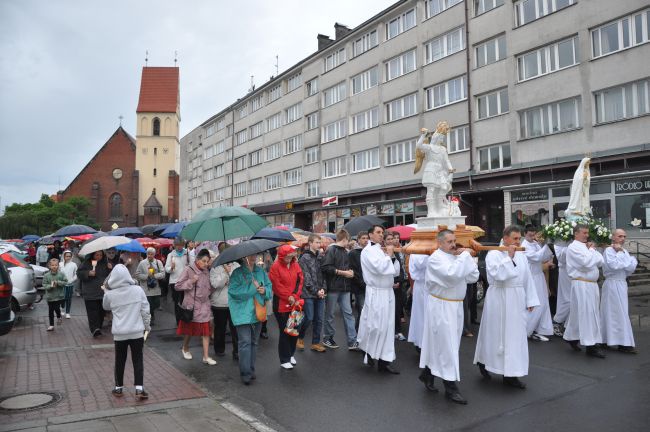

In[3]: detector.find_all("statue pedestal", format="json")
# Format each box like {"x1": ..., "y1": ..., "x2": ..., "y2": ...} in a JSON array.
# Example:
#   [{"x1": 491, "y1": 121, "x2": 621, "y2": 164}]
[
  {"x1": 402, "y1": 222, "x2": 484, "y2": 256},
  {"x1": 416, "y1": 215, "x2": 466, "y2": 231}
]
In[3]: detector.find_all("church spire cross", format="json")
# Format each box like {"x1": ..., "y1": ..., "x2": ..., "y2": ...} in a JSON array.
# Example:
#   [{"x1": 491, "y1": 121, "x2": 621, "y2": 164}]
[
  {"x1": 118, "y1": 115, "x2": 123, "y2": 126},
  {"x1": 174, "y1": 50, "x2": 178, "y2": 66},
  {"x1": 145, "y1": 49, "x2": 149, "y2": 67}
]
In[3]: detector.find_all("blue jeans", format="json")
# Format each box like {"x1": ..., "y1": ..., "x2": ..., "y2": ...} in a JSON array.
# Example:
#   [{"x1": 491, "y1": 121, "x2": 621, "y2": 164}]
[
  {"x1": 235, "y1": 322, "x2": 261, "y2": 382},
  {"x1": 353, "y1": 292, "x2": 365, "y2": 331},
  {"x1": 324, "y1": 292, "x2": 357, "y2": 346},
  {"x1": 299, "y1": 298, "x2": 325, "y2": 344},
  {"x1": 63, "y1": 284, "x2": 74, "y2": 314}
]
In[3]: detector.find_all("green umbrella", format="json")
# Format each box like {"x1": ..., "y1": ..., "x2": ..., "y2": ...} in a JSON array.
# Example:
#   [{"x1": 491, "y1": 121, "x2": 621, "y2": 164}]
[{"x1": 180, "y1": 206, "x2": 268, "y2": 242}]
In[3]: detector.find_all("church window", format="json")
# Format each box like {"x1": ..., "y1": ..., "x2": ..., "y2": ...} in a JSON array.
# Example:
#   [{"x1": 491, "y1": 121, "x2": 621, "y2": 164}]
[
  {"x1": 153, "y1": 117, "x2": 161, "y2": 136},
  {"x1": 109, "y1": 193, "x2": 122, "y2": 220},
  {"x1": 153, "y1": 168, "x2": 157, "y2": 176},
  {"x1": 154, "y1": 147, "x2": 158, "y2": 155}
]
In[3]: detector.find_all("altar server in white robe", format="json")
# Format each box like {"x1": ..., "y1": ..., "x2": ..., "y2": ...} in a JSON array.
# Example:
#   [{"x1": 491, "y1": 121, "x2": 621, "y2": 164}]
[
  {"x1": 552, "y1": 242, "x2": 571, "y2": 336},
  {"x1": 419, "y1": 230, "x2": 478, "y2": 405},
  {"x1": 407, "y1": 254, "x2": 429, "y2": 349},
  {"x1": 601, "y1": 229, "x2": 638, "y2": 353},
  {"x1": 521, "y1": 225, "x2": 554, "y2": 341},
  {"x1": 358, "y1": 224, "x2": 401, "y2": 374},
  {"x1": 474, "y1": 225, "x2": 539, "y2": 389},
  {"x1": 563, "y1": 223, "x2": 605, "y2": 358}
]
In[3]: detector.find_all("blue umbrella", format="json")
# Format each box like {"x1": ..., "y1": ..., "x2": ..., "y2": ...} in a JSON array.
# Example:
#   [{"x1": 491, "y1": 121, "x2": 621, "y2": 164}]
[
  {"x1": 52, "y1": 224, "x2": 97, "y2": 237},
  {"x1": 153, "y1": 223, "x2": 174, "y2": 237},
  {"x1": 252, "y1": 227, "x2": 296, "y2": 242},
  {"x1": 115, "y1": 239, "x2": 146, "y2": 253},
  {"x1": 21, "y1": 234, "x2": 40, "y2": 242},
  {"x1": 110, "y1": 227, "x2": 144, "y2": 237},
  {"x1": 39, "y1": 235, "x2": 56, "y2": 245},
  {"x1": 160, "y1": 222, "x2": 188, "y2": 238}
]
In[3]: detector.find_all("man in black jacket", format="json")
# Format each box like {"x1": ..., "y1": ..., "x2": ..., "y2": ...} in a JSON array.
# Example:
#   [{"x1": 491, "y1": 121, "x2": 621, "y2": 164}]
[
  {"x1": 321, "y1": 229, "x2": 359, "y2": 350},
  {"x1": 298, "y1": 235, "x2": 327, "y2": 352},
  {"x1": 349, "y1": 231, "x2": 369, "y2": 331}
]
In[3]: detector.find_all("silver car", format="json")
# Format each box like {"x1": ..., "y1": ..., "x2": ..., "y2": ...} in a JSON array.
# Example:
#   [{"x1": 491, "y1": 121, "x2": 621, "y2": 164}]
[{"x1": 7, "y1": 266, "x2": 37, "y2": 311}]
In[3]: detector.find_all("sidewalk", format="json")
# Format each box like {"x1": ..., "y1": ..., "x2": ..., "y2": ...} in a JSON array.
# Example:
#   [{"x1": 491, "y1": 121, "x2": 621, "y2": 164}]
[{"x1": 0, "y1": 298, "x2": 263, "y2": 432}]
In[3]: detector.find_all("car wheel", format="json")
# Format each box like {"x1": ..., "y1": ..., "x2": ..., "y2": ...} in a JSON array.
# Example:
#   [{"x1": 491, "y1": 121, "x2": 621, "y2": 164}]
[
  {"x1": 10, "y1": 297, "x2": 20, "y2": 313},
  {"x1": 476, "y1": 279, "x2": 485, "y2": 304}
]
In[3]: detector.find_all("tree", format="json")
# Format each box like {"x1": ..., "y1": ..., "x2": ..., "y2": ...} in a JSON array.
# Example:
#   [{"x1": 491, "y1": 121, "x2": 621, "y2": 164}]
[{"x1": 0, "y1": 195, "x2": 99, "y2": 238}]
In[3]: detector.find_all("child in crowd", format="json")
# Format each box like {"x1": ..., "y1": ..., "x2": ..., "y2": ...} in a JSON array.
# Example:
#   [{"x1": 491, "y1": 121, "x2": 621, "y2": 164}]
[
  {"x1": 42, "y1": 258, "x2": 68, "y2": 331},
  {"x1": 60, "y1": 250, "x2": 78, "y2": 319}
]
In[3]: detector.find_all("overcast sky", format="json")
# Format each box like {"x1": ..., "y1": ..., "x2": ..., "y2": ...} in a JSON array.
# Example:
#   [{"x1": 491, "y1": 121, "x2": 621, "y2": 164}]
[{"x1": 0, "y1": 0, "x2": 396, "y2": 211}]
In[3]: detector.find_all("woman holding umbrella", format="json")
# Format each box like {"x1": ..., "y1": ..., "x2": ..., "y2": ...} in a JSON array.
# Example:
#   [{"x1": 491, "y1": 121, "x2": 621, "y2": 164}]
[
  {"x1": 175, "y1": 249, "x2": 218, "y2": 365},
  {"x1": 78, "y1": 250, "x2": 112, "y2": 337}
]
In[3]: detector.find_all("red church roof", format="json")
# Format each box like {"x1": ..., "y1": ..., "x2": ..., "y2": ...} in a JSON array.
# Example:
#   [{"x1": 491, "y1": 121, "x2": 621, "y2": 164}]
[{"x1": 136, "y1": 67, "x2": 179, "y2": 113}]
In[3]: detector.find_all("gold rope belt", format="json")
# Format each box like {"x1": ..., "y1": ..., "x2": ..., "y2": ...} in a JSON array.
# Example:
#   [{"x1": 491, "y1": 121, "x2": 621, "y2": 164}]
[
  {"x1": 431, "y1": 294, "x2": 463, "y2": 302},
  {"x1": 572, "y1": 277, "x2": 597, "y2": 283}
]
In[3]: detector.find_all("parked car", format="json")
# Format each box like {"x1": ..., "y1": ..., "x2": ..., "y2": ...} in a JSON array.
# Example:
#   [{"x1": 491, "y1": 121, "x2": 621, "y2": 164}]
[
  {"x1": 0, "y1": 252, "x2": 38, "y2": 312},
  {"x1": 0, "y1": 260, "x2": 15, "y2": 336},
  {"x1": 31, "y1": 264, "x2": 47, "y2": 288}
]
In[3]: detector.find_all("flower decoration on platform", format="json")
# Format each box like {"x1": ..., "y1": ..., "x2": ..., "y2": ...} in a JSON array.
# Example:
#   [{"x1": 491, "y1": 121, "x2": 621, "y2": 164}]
[{"x1": 542, "y1": 217, "x2": 612, "y2": 245}]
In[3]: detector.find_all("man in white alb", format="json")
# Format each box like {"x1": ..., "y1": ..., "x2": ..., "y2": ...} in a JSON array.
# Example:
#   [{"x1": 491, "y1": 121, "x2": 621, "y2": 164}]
[
  {"x1": 474, "y1": 225, "x2": 539, "y2": 389},
  {"x1": 407, "y1": 254, "x2": 429, "y2": 351},
  {"x1": 521, "y1": 225, "x2": 554, "y2": 342},
  {"x1": 419, "y1": 230, "x2": 478, "y2": 404}
]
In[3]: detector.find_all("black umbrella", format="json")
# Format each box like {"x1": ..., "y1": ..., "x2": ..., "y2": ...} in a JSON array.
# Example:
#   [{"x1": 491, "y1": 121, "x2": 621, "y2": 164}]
[
  {"x1": 52, "y1": 224, "x2": 98, "y2": 237},
  {"x1": 110, "y1": 227, "x2": 144, "y2": 237},
  {"x1": 212, "y1": 239, "x2": 280, "y2": 267},
  {"x1": 141, "y1": 224, "x2": 159, "y2": 236},
  {"x1": 152, "y1": 223, "x2": 173, "y2": 237},
  {"x1": 251, "y1": 227, "x2": 296, "y2": 242},
  {"x1": 38, "y1": 235, "x2": 56, "y2": 245},
  {"x1": 343, "y1": 215, "x2": 386, "y2": 235}
]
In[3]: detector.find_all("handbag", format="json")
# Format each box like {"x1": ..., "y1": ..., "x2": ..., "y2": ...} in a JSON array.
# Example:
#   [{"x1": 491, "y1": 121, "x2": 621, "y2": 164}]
[
  {"x1": 176, "y1": 276, "x2": 197, "y2": 323},
  {"x1": 283, "y1": 303, "x2": 304, "y2": 337},
  {"x1": 254, "y1": 297, "x2": 267, "y2": 323}
]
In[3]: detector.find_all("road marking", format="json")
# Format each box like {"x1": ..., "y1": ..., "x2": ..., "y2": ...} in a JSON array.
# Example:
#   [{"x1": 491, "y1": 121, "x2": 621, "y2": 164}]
[{"x1": 221, "y1": 401, "x2": 278, "y2": 432}]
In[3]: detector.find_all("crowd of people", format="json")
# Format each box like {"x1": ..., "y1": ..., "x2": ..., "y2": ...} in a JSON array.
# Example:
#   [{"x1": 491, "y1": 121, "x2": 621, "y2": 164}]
[{"x1": 33, "y1": 222, "x2": 638, "y2": 403}]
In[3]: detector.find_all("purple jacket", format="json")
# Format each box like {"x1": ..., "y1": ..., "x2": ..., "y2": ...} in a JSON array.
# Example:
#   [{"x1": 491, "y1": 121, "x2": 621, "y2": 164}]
[{"x1": 175, "y1": 263, "x2": 215, "y2": 323}]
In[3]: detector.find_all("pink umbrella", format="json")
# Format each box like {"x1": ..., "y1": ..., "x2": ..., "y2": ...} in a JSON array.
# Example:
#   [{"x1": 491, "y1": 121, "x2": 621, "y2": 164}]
[{"x1": 387, "y1": 225, "x2": 416, "y2": 241}]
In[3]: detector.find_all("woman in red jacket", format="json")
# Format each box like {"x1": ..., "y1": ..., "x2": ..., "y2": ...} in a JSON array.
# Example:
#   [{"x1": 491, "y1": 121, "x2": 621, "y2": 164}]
[{"x1": 269, "y1": 245, "x2": 304, "y2": 370}]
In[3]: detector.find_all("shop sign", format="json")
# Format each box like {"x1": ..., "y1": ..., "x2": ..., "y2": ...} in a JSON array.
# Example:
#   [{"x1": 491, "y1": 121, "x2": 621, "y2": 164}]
[
  {"x1": 322, "y1": 195, "x2": 338, "y2": 206},
  {"x1": 285, "y1": 202, "x2": 293, "y2": 210},
  {"x1": 335, "y1": 208, "x2": 350, "y2": 218},
  {"x1": 381, "y1": 203, "x2": 395, "y2": 215},
  {"x1": 615, "y1": 177, "x2": 650, "y2": 194},
  {"x1": 366, "y1": 205, "x2": 377, "y2": 215},
  {"x1": 510, "y1": 189, "x2": 549, "y2": 202},
  {"x1": 396, "y1": 202, "x2": 414, "y2": 213}
]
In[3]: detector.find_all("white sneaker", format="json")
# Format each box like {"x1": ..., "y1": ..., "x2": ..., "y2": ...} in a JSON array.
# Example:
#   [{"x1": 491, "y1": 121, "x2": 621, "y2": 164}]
[
  {"x1": 531, "y1": 333, "x2": 550, "y2": 342},
  {"x1": 182, "y1": 349, "x2": 193, "y2": 360},
  {"x1": 290, "y1": 356, "x2": 297, "y2": 365},
  {"x1": 202, "y1": 357, "x2": 217, "y2": 365},
  {"x1": 46, "y1": 326, "x2": 54, "y2": 331},
  {"x1": 65, "y1": 313, "x2": 71, "y2": 319},
  {"x1": 280, "y1": 362, "x2": 294, "y2": 369},
  {"x1": 395, "y1": 333, "x2": 406, "y2": 341}
]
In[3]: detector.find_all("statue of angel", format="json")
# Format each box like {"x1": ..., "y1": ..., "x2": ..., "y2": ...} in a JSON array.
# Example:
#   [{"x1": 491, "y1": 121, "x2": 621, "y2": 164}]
[{"x1": 414, "y1": 121, "x2": 454, "y2": 218}]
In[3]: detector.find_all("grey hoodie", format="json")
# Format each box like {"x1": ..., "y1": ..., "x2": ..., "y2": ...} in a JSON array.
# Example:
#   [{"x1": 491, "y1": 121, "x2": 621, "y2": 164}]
[{"x1": 102, "y1": 265, "x2": 151, "y2": 341}]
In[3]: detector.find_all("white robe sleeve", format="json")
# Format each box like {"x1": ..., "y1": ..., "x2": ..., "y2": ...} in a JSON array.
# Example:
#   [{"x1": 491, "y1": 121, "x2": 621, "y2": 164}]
[
  {"x1": 524, "y1": 242, "x2": 552, "y2": 264},
  {"x1": 408, "y1": 254, "x2": 428, "y2": 281},
  {"x1": 604, "y1": 248, "x2": 637, "y2": 275},
  {"x1": 486, "y1": 251, "x2": 518, "y2": 282},
  {"x1": 570, "y1": 243, "x2": 604, "y2": 271},
  {"x1": 429, "y1": 251, "x2": 478, "y2": 287},
  {"x1": 520, "y1": 255, "x2": 540, "y2": 308},
  {"x1": 362, "y1": 246, "x2": 398, "y2": 276},
  {"x1": 625, "y1": 253, "x2": 638, "y2": 275}
]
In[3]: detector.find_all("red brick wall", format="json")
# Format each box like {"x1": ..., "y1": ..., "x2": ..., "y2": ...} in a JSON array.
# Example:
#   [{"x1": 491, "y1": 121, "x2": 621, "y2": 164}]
[{"x1": 61, "y1": 127, "x2": 137, "y2": 231}]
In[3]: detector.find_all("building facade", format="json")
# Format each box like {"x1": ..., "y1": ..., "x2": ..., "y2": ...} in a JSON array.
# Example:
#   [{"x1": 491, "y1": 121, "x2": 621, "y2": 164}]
[{"x1": 180, "y1": 0, "x2": 650, "y2": 241}]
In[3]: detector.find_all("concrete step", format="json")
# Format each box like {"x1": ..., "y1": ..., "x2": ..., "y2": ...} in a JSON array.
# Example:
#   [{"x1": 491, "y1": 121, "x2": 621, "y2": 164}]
[{"x1": 629, "y1": 278, "x2": 650, "y2": 287}]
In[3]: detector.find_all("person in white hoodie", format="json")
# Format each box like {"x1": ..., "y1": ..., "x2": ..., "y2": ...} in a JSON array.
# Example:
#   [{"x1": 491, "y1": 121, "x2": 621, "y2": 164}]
[
  {"x1": 102, "y1": 264, "x2": 151, "y2": 400},
  {"x1": 60, "y1": 250, "x2": 78, "y2": 319}
]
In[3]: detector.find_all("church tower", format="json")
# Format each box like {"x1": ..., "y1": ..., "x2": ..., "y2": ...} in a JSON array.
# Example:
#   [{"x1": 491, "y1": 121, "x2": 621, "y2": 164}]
[{"x1": 135, "y1": 66, "x2": 180, "y2": 225}]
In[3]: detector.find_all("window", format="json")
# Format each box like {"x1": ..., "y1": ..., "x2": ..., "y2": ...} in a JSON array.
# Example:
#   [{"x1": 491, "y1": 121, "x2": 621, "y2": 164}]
[
  {"x1": 109, "y1": 193, "x2": 122, "y2": 219},
  {"x1": 514, "y1": 0, "x2": 575, "y2": 27},
  {"x1": 226, "y1": 125, "x2": 233, "y2": 137},
  {"x1": 322, "y1": 119, "x2": 347, "y2": 143},
  {"x1": 268, "y1": 84, "x2": 282, "y2": 102},
  {"x1": 592, "y1": 9, "x2": 650, "y2": 58},
  {"x1": 324, "y1": 48, "x2": 346, "y2": 72},
  {"x1": 386, "y1": 93, "x2": 418, "y2": 122},
  {"x1": 237, "y1": 104, "x2": 248, "y2": 119},
  {"x1": 426, "y1": 0, "x2": 462, "y2": 19},
  {"x1": 249, "y1": 122, "x2": 263, "y2": 139},
  {"x1": 203, "y1": 145, "x2": 216, "y2": 160},
  {"x1": 386, "y1": 8, "x2": 416, "y2": 40},
  {"x1": 203, "y1": 169, "x2": 214, "y2": 181},
  {"x1": 351, "y1": 107, "x2": 379, "y2": 133},
  {"x1": 266, "y1": 173, "x2": 282, "y2": 190},
  {"x1": 351, "y1": 67, "x2": 379, "y2": 95},
  {"x1": 284, "y1": 168, "x2": 302, "y2": 186},
  {"x1": 234, "y1": 156, "x2": 247, "y2": 172},
  {"x1": 153, "y1": 168, "x2": 157, "y2": 176},
  {"x1": 352, "y1": 30, "x2": 378, "y2": 57},
  {"x1": 385, "y1": 49, "x2": 417, "y2": 81},
  {"x1": 517, "y1": 36, "x2": 579, "y2": 81},
  {"x1": 519, "y1": 96, "x2": 581, "y2": 139},
  {"x1": 285, "y1": 103, "x2": 302, "y2": 124},
  {"x1": 594, "y1": 78, "x2": 650, "y2": 123},
  {"x1": 307, "y1": 181, "x2": 319, "y2": 198},
  {"x1": 425, "y1": 27, "x2": 464, "y2": 64},
  {"x1": 226, "y1": 149, "x2": 233, "y2": 161},
  {"x1": 216, "y1": 187, "x2": 226, "y2": 201},
  {"x1": 477, "y1": 88, "x2": 509, "y2": 119},
  {"x1": 266, "y1": 112, "x2": 282, "y2": 131},
  {"x1": 249, "y1": 149, "x2": 263, "y2": 167},
  {"x1": 479, "y1": 144, "x2": 511, "y2": 171},
  {"x1": 234, "y1": 182, "x2": 247, "y2": 198},
  {"x1": 425, "y1": 75, "x2": 467, "y2": 109},
  {"x1": 475, "y1": 34, "x2": 506, "y2": 68},
  {"x1": 305, "y1": 146, "x2": 319, "y2": 164},
  {"x1": 152, "y1": 118, "x2": 160, "y2": 136},
  {"x1": 205, "y1": 123, "x2": 216, "y2": 137},
  {"x1": 474, "y1": 0, "x2": 504, "y2": 16},
  {"x1": 352, "y1": 148, "x2": 380, "y2": 173},
  {"x1": 386, "y1": 139, "x2": 416, "y2": 166},
  {"x1": 322, "y1": 82, "x2": 347, "y2": 107},
  {"x1": 307, "y1": 112, "x2": 319, "y2": 130},
  {"x1": 226, "y1": 174, "x2": 233, "y2": 186},
  {"x1": 323, "y1": 156, "x2": 347, "y2": 178},
  {"x1": 287, "y1": 72, "x2": 302, "y2": 92},
  {"x1": 216, "y1": 117, "x2": 225, "y2": 131},
  {"x1": 236, "y1": 129, "x2": 247, "y2": 145},
  {"x1": 215, "y1": 140, "x2": 225, "y2": 154},
  {"x1": 215, "y1": 164, "x2": 224, "y2": 177},
  {"x1": 306, "y1": 78, "x2": 319, "y2": 96},
  {"x1": 266, "y1": 142, "x2": 281, "y2": 161},
  {"x1": 249, "y1": 178, "x2": 263, "y2": 194},
  {"x1": 251, "y1": 95, "x2": 263, "y2": 112},
  {"x1": 285, "y1": 135, "x2": 303, "y2": 154},
  {"x1": 447, "y1": 125, "x2": 470, "y2": 153}
]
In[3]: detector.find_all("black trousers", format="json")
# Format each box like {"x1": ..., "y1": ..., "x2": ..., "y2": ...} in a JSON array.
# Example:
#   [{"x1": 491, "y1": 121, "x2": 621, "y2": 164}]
[
  {"x1": 394, "y1": 285, "x2": 405, "y2": 334},
  {"x1": 47, "y1": 300, "x2": 62, "y2": 326},
  {"x1": 274, "y1": 311, "x2": 297, "y2": 364},
  {"x1": 84, "y1": 299, "x2": 105, "y2": 334},
  {"x1": 114, "y1": 338, "x2": 144, "y2": 387},
  {"x1": 211, "y1": 307, "x2": 238, "y2": 356},
  {"x1": 170, "y1": 284, "x2": 184, "y2": 325}
]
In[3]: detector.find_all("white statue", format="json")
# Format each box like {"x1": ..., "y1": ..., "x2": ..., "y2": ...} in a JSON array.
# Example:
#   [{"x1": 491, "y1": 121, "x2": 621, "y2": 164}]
[
  {"x1": 565, "y1": 157, "x2": 592, "y2": 221},
  {"x1": 415, "y1": 121, "x2": 455, "y2": 218}
]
